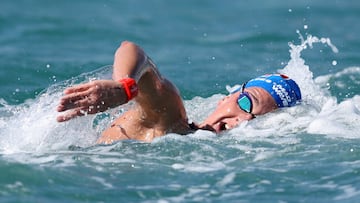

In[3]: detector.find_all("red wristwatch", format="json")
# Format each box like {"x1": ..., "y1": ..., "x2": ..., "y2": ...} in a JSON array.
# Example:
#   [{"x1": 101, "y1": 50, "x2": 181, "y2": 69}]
[{"x1": 118, "y1": 78, "x2": 138, "y2": 102}]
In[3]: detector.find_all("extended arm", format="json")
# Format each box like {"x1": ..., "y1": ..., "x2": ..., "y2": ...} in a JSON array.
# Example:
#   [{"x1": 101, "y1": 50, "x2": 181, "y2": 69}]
[{"x1": 56, "y1": 41, "x2": 185, "y2": 124}]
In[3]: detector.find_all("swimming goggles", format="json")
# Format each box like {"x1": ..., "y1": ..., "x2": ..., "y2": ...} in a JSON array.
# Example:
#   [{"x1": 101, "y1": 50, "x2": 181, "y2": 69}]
[{"x1": 231, "y1": 83, "x2": 254, "y2": 116}]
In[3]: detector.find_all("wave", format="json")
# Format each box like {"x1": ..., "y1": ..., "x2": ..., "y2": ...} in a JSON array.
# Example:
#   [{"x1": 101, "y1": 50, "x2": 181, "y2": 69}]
[
  {"x1": 0, "y1": 65, "x2": 114, "y2": 154},
  {"x1": 0, "y1": 35, "x2": 359, "y2": 155},
  {"x1": 187, "y1": 34, "x2": 360, "y2": 141}
]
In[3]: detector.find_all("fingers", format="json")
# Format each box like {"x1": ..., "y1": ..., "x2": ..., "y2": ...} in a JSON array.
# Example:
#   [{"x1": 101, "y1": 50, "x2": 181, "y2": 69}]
[
  {"x1": 56, "y1": 80, "x2": 115, "y2": 122},
  {"x1": 63, "y1": 83, "x2": 91, "y2": 94},
  {"x1": 57, "y1": 98, "x2": 88, "y2": 112},
  {"x1": 56, "y1": 105, "x2": 95, "y2": 122},
  {"x1": 58, "y1": 90, "x2": 93, "y2": 112},
  {"x1": 56, "y1": 108, "x2": 84, "y2": 122}
]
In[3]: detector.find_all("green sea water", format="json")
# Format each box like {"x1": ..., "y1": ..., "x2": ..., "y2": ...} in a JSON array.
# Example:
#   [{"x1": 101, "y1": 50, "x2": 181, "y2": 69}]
[{"x1": 1, "y1": 0, "x2": 360, "y2": 202}]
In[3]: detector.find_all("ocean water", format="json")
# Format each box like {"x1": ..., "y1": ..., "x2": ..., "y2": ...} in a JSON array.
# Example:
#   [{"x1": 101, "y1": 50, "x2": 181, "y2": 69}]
[{"x1": 1, "y1": 0, "x2": 360, "y2": 202}]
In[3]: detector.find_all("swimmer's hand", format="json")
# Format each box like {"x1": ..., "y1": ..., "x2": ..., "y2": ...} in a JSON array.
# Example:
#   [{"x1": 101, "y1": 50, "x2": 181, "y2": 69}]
[{"x1": 56, "y1": 80, "x2": 127, "y2": 122}]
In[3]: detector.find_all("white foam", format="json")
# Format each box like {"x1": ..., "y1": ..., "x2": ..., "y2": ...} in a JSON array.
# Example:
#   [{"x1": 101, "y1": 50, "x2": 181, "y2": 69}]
[
  {"x1": 0, "y1": 65, "x2": 113, "y2": 154},
  {"x1": 1, "y1": 35, "x2": 360, "y2": 159},
  {"x1": 279, "y1": 33, "x2": 337, "y2": 110},
  {"x1": 216, "y1": 172, "x2": 236, "y2": 187},
  {"x1": 307, "y1": 95, "x2": 360, "y2": 138},
  {"x1": 334, "y1": 184, "x2": 360, "y2": 201},
  {"x1": 90, "y1": 176, "x2": 114, "y2": 189},
  {"x1": 185, "y1": 34, "x2": 360, "y2": 143}
]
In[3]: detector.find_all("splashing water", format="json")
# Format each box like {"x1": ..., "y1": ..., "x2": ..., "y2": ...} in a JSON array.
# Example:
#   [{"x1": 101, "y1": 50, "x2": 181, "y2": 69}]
[
  {"x1": 0, "y1": 35, "x2": 359, "y2": 156},
  {"x1": 188, "y1": 33, "x2": 359, "y2": 141},
  {"x1": 280, "y1": 32, "x2": 338, "y2": 110},
  {"x1": 0, "y1": 65, "x2": 114, "y2": 154},
  {"x1": 277, "y1": 33, "x2": 360, "y2": 139}
]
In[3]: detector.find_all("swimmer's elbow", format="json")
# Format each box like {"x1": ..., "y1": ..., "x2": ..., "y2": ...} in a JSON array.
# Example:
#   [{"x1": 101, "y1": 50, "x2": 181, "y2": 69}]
[
  {"x1": 116, "y1": 41, "x2": 146, "y2": 63},
  {"x1": 119, "y1": 41, "x2": 143, "y2": 54},
  {"x1": 120, "y1": 40, "x2": 136, "y2": 48}
]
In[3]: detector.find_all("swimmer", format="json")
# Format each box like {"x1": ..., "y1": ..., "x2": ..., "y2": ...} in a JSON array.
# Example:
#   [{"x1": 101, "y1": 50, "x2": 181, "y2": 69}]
[{"x1": 56, "y1": 41, "x2": 301, "y2": 144}]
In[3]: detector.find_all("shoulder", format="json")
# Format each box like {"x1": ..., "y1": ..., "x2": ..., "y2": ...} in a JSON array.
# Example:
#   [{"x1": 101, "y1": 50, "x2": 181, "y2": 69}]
[{"x1": 135, "y1": 60, "x2": 189, "y2": 134}]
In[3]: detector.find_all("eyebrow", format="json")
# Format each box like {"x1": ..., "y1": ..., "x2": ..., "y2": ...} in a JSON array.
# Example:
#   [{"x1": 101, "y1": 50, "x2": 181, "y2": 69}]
[{"x1": 247, "y1": 91, "x2": 259, "y2": 106}]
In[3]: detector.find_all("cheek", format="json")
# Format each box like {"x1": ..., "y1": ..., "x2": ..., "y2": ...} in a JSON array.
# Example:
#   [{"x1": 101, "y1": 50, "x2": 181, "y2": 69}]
[
  {"x1": 218, "y1": 96, "x2": 229, "y2": 105},
  {"x1": 226, "y1": 107, "x2": 231, "y2": 113},
  {"x1": 216, "y1": 95, "x2": 243, "y2": 115}
]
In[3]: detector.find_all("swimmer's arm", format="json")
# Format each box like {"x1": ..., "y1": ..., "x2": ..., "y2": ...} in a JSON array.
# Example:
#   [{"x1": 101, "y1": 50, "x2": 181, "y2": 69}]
[
  {"x1": 112, "y1": 41, "x2": 185, "y2": 119},
  {"x1": 112, "y1": 41, "x2": 171, "y2": 106},
  {"x1": 112, "y1": 41, "x2": 161, "y2": 82},
  {"x1": 111, "y1": 41, "x2": 166, "y2": 100},
  {"x1": 56, "y1": 41, "x2": 154, "y2": 122},
  {"x1": 56, "y1": 79, "x2": 128, "y2": 122},
  {"x1": 57, "y1": 41, "x2": 181, "y2": 122}
]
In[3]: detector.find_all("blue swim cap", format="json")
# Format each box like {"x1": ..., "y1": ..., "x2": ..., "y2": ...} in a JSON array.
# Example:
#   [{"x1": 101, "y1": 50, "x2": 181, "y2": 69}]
[{"x1": 244, "y1": 74, "x2": 302, "y2": 108}]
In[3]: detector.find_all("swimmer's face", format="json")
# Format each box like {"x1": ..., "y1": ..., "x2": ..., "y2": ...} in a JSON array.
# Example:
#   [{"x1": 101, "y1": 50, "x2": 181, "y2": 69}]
[{"x1": 199, "y1": 87, "x2": 277, "y2": 133}]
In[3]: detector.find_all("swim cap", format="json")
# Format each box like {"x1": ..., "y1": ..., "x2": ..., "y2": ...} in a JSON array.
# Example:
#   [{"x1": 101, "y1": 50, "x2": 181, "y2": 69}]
[{"x1": 244, "y1": 74, "x2": 301, "y2": 108}]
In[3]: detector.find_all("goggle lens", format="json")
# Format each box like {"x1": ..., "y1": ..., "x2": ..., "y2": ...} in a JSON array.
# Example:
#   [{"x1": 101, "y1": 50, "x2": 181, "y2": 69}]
[{"x1": 237, "y1": 92, "x2": 252, "y2": 113}]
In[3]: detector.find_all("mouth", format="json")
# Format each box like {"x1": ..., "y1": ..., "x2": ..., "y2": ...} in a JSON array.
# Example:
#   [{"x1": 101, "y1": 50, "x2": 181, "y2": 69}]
[
  {"x1": 219, "y1": 122, "x2": 230, "y2": 131},
  {"x1": 204, "y1": 122, "x2": 230, "y2": 133},
  {"x1": 199, "y1": 120, "x2": 231, "y2": 133}
]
